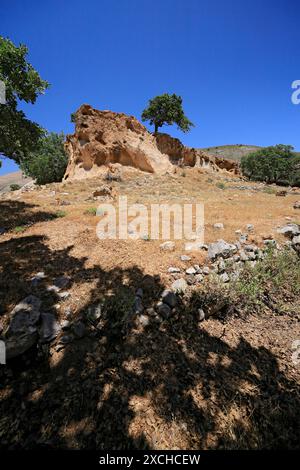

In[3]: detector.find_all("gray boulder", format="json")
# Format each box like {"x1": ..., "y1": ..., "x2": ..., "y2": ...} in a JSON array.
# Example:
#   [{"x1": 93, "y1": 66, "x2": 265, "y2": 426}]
[
  {"x1": 208, "y1": 239, "x2": 237, "y2": 260},
  {"x1": 39, "y1": 312, "x2": 61, "y2": 343},
  {"x1": 161, "y1": 290, "x2": 177, "y2": 308},
  {"x1": 171, "y1": 278, "x2": 188, "y2": 293},
  {"x1": 4, "y1": 295, "x2": 41, "y2": 359},
  {"x1": 278, "y1": 224, "x2": 300, "y2": 238}
]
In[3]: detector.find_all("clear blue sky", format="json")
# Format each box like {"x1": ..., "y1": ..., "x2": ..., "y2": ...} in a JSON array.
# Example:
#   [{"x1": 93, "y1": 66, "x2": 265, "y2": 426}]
[{"x1": 1, "y1": 0, "x2": 299, "y2": 175}]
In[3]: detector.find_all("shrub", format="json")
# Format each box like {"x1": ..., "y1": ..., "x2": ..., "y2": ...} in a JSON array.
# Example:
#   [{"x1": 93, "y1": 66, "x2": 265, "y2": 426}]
[
  {"x1": 85, "y1": 207, "x2": 97, "y2": 216},
  {"x1": 10, "y1": 183, "x2": 21, "y2": 191},
  {"x1": 216, "y1": 182, "x2": 226, "y2": 190},
  {"x1": 241, "y1": 144, "x2": 300, "y2": 186},
  {"x1": 54, "y1": 210, "x2": 66, "y2": 218},
  {"x1": 20, "y1": 132, "x2": 68, "y2": 185}
]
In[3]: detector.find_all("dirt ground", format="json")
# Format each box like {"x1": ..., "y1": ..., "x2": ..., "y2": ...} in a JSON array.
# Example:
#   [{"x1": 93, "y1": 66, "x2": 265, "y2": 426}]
[{"x1": 0, "y1": 167, "x2": 300, "y2": 449}]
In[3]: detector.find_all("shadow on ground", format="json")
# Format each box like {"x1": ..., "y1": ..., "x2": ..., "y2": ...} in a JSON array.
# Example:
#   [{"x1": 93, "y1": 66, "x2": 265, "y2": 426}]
[{"x1": 0, "y1": 213, "x2": 300, "y2": 449}]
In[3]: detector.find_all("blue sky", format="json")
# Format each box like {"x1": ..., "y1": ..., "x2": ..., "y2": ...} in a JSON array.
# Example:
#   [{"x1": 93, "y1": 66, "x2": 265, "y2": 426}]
[{"x1": 1, "y1": 0, "x2": 299, "y2": 175}]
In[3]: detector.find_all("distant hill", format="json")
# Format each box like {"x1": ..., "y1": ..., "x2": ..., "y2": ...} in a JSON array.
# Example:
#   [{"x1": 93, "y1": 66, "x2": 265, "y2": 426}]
[
  {"x1": 0, "y1": 171, "x2": 32, "y2": 193},
  {"x1": 200, "y1": 144, "x2": 262, "y2": 162}
]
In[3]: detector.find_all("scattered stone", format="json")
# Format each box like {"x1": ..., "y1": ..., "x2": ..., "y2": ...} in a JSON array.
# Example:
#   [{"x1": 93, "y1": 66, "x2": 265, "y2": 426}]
[
  {"x1": 184, "y1": 242, "x2": 207, "y2": 251},
  {"x1": 293, "y1": 201, "x2": 300, "y2": 209},
  {"x1": 244, "y1": 244, "x2": 258, "y2": 253},
  {"x1": 193, "y1": 265, "x2": 202, "y2": 274},
  {"x1": 239, "y1": 234, "x2": 248, "y2": 243},
  {"x1": 39, "y1": 312, "x2": 61, "y2": 343},
  {"x1": 58, "y1": 334, "x2": 74, "y2": 345},
  {"x1": 235, "y1": 229, "x2": 242, "y2": 235},
  {"x1": 198, "y1": 309, "x2": 205, "y2": 321},
  {"x1": 31, "y1": 272, "x2": 47, "y2": 286},
  {"x1": 292, "y1": 235, "x2": 300, "y2": 245},
  {"x1": 47, "y1": 285, "x2": 60, "y2": 294},
  {"x1": 168, "y1": 267, "x2": 181, "y2": 273},
  {"x1": 160, "y1": 241, "x2": 175, "y2": 251},
  {"x1": 246, "y1": 224, "x2": 254, "y2": 232},
  {"x1": 278, "y1": 224, "x2": 300, "y2": 238},
  {"x1": 61, "y1": 320, "x2": 71, "y2": 330},
  {"x1": 171, "y1": 278, "x2": 188, "y2": 293},
  {"x1": 135, "y1": 288, "x2": 143, "y2": 298},
  {"x1": 219, "y1": 272, "x2": 230, "y2": 283},
  {"x1": 156, "y1": 301, "x2": 171, "y2": 318},
  {"x1": 202, "y1": 266, "x2": 210, "y2": 275},
  {"x1": 217, "y1": 259, "x2": 226, "y2": 273},
  {"x1": 263, "y1": 239, "x2": 276, "y2": 247},
  {"x1": 186, "y1": 266, "x2": 196, "y2": 275},
  {"x1": 133, "y1": 296, "x2": 144, "y2": 314},
  {"x1": 213, "y1": 223, "x2": 224, "y2": 230},
  {"x1": 233, "y1": 254, "x2": 240, "y2": 262},
  {"x1": 208, "y1": 239, "x2": 237, "y2": 260},
  {"x1": 161, "y1": 290, "x2": 177, "y2": 308},
  {"x1": 54, "y1": 276, "x2": 71, "y2": 290},
  {"x1": 180, "y1": 255, "x2": 191, "y2": 261},
  {"x1": 239, "y1": 250, "x2": 248, "y2": 262},
  {"x1": 4, "y1": 295, "x2": 41, "y2": 359},
  {"x1": 72, "y1": 321, "x2": 86, "y2": 338},
  {"x1": 195, "y1": 273, "x2": 204, "y2": 283},
  {"x1": 137, "y1": 314, "x2": 150, "y2": 327},
  {"x1": 57, "y1": 291, "x2": 70, "y2": 301},
  {"x1": 247, "y1": 251, "x2": 256, "y2": 261}
]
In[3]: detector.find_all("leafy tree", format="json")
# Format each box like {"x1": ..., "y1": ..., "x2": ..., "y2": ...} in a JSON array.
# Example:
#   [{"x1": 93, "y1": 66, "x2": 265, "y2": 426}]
[
  {"x1": 0, "y1": 36, "x2": 49, "y2": 165},
  {"x1": 20, "y1": 132, "x2": 68, "y2": 185},
  {"x1": 241, "y1": 144, "x2": 300, "y2": 186},
  {"x1": 141, "y1": 93, "x2": 194, "y2": 133}
]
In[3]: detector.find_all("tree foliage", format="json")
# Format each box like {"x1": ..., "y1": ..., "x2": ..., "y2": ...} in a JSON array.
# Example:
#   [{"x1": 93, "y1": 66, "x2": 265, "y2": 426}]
[
  {"x1": 0, "y1": 36, "x2": 49, "y2": 164},
  {"x1": 20, "y1": 132, "x2": 68, "y2": 185},
  {"x1": 241, "y1": 144, "x2": 300, "y2": 187},
  {"x1": 141, "y1": 93, "x2": 194, "y2": 133}
]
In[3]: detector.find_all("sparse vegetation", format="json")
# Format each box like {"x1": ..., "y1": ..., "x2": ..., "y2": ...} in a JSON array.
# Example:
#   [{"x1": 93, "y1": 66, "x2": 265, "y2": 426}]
[
  {"x1": 10, "y1": 183, "x2": 21, "y2": 191},
  {"x1": 85, "y1": 207, "x2": 97, "y2": 216},
  {"x1": 54, "y1": 210, "x2": 66, "y2": 218}
]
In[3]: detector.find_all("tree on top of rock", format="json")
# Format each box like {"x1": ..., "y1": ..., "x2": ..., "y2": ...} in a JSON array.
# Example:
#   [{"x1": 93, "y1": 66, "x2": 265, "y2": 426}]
[{"x1": 141, "y1": 93, "x2": 194, "y2": 134}]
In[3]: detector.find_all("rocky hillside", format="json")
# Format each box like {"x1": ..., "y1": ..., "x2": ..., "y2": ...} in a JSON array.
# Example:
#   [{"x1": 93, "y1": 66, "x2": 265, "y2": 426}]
[
  {"x1": 0, "y1": 171, "x2": 32, "y2": 194},
  {"x1": 201, "y1": 144, "x2": 262, "y2": 162}
]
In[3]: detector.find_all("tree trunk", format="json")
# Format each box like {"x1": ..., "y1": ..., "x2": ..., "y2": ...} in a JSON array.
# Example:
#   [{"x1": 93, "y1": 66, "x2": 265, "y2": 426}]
[{"x1": 154, "y1": 123, "x2": 159, "y2": 133}]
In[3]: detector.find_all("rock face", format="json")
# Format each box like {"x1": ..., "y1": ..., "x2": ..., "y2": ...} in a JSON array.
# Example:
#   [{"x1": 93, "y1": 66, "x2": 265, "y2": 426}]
[
  {"x1": 155, "y1": 132, "x2": 239, "y2": 173},
  {"x1": 64, "y1": 105, "x2": 172, "y2": 180},
  {"x1": 64, "y1": 105, "x2": 240, "y2": 180}
]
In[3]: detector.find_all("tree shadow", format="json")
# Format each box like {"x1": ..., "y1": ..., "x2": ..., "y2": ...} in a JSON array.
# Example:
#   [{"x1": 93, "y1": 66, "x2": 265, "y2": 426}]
[
  {"x1": 0, "y1": 200, "x2": 58, "y2": 233},
  {"x1": 0, "y1": 233, "x2": 300, "y2": 450}
]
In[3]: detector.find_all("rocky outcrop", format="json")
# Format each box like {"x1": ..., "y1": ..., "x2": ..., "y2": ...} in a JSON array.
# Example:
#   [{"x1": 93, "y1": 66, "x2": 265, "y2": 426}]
[
  {"x1": 64, "y1": 105, "x2": 239, "y2": 180},
  {"x1": 64, "y1": 105, "x2": 172, "y2": 180},
  {"x1": 155, "y1": 133, "x2": 239, "y2": 173}
]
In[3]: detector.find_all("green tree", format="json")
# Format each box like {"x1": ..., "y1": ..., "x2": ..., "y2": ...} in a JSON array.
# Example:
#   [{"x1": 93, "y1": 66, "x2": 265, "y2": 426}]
[
  {"x1": 141, "y1": 93, "x2": 194, "y2": 133},
  {"x1": 0, "y1": 36, "x2": 49, "y2": 165},
  {"x1": 20, "y1": 132, "x2": 68, "y2": 185},
  {"x1": 241, "y1": 144, "x2": 300, "y2": 186}
]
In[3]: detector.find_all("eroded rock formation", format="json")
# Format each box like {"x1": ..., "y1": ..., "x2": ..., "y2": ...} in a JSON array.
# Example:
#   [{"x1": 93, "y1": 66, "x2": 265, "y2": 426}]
[
  {"x1": 64, "y1": 105, "x2": 239, "y2": 180},
  {"x1": 64, "y1": 105, "x2": 172, "y2": 180}
]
